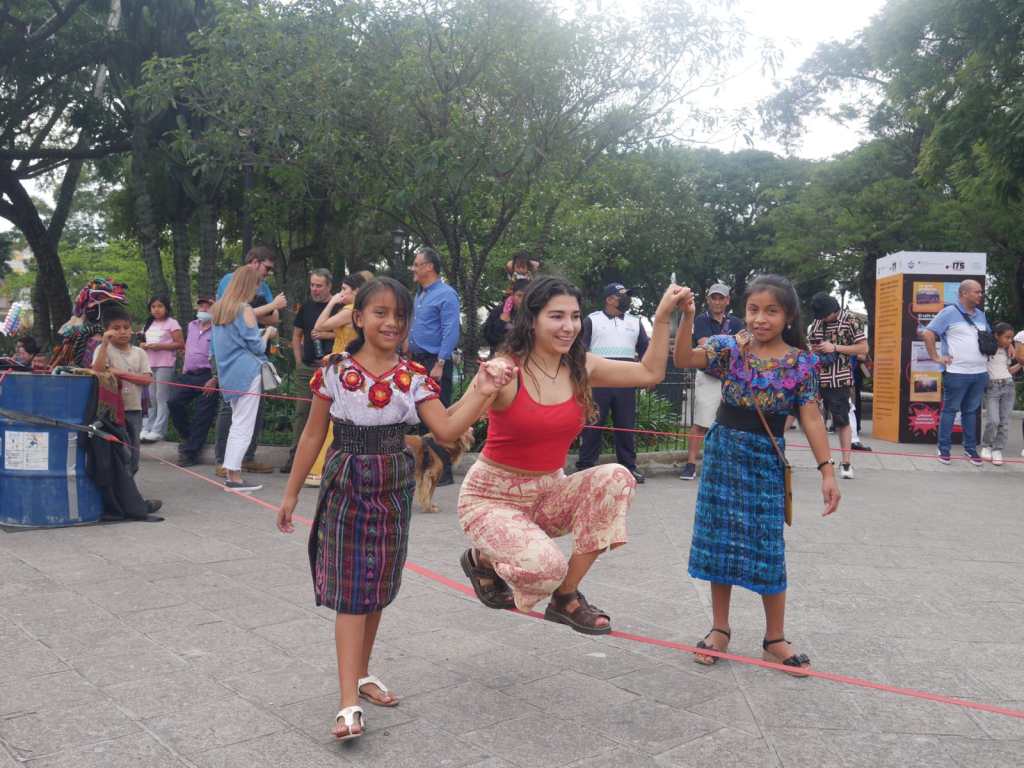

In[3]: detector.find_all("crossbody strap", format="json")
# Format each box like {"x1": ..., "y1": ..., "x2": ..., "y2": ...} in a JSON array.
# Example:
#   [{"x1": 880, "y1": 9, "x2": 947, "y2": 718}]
[{"x1": 744, "y1": 353, "x2": 790, "y2": 468}]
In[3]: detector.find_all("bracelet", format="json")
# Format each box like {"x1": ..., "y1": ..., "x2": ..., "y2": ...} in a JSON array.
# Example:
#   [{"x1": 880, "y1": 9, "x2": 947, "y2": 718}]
[{"x1": 817, "y1": 459, "x2": 835, "y2": 471}]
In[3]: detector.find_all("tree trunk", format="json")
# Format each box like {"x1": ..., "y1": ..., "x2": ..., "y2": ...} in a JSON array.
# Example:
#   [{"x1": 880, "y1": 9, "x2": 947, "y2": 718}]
[
  {"x1": 196, "y1": 200, "x2": 219, "y2": 298},
  {"x1": 31, "y1": 278, "x2": 52, "y2": 348},
  {"x1": 0, "y1": 170, "x2": 73, "y2": 340},
  {"x1": 170, "y1": 213, "x2": 193, "y2": 322},
  {"x1": 131, "y1": 124, "x2": 170, "y2": 298},
  {"x1": 860, "y1": 249, "x2": 881, "y2": 353}
]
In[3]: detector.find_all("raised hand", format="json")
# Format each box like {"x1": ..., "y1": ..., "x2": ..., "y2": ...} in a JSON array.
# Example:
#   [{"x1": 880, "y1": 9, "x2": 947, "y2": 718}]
[
  {"x1": 654, "y1": 284, "x2": 688, "y2": 323},
  {"x1": 271, "y1": 292, "x2": 288, "y2": 311},
  {"x1": 475, "y1": 358, "x2": 517, "y2": 396}
]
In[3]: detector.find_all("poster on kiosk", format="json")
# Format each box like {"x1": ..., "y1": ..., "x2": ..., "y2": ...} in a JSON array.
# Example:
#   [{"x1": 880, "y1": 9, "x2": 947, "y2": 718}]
[{"x1": 873, "y1": 251, "x2": 987, "y2": 444}]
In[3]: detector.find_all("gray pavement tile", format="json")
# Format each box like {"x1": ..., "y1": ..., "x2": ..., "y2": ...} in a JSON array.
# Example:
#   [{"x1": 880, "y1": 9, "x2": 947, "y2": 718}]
[
  {"x1": 846, "y1": 690, "x2": 986, "y2": 737},
  {"x1": 503, "y1": 671, "x2": 640, "y2": 718},
  {"x1": 203, "y1": 558, "x2": 310, "y2": 588},
  {"x1": 0, "y1": 692, "x2": 140, "y2": 760},
  {"x1": 653, "y1": 726, "x2": 780, "y2": 768},
  {"x1": 22, "y1": 733, "x2": 186, "y2": 768},
  {"x1": 542, "y1": 642, "x2": 662, "y2": 680},
  {"x1": 30, "y1": 555, "x2": 133, "y2": 587},
  {"x1": 71, "y1": 644, "x2": 188, "y2": 687},
  {"x1": 101, "y1": 669, "x2": 235, "y2": 719},
  {"x1": 401, "y1": 681, "x2": 536, "y2": 735},
  {"x1": 388, "y1": 626, "x2": 509, "y2": 665},
  {"x1": 444, "y1": 643, "x2": 562, "y2": 690},
  {"x1": 341, "y1": 718, "x2": 488, "y2": 768},
  {"x1": 683, "y1": 692, "x2": 762, "y2": 737},
  {"x1": 374, "y1": 653, "x2": 469, "y2": 698},
  {"x1": 766, "y1": 727, "x2": 958, "y2": 768},
  {"x1": 607, "y1": 664, "x2": 737, "y2": 710},
  {"x1": 743, "y1": 687, "x2": 868, "y2": 731},
  {"x1": 462, "y1": 710, "x2": 617, "y2": 768},
  {"x1": 73, "y1": 580, "x2": 187, "y2": 615},
  {"x1": 0, "y1": 591, "x2": 115, "y2": 636},
  {"x1": 221, "y1": 660, "x2": 338, "y2": 707},
  {"x1": 0, "y1": 670, "x2": 97, "y2": 715},
  {"x1": 569, "y1": 698, "x2": 722, "y2": 756},
  {"x1": 0, "y1": 635, "x2": 68, "y2": 681},
  {"x1": 147, "y1": 621, "x2": 295, "y2": 680},
  {"x1": 965, "y1": 701, "x2": 1024, "y2": 741},
  {"x1": 195, "y1": 587, "x2": 312, "y2": 630},
  {"x1": 189, "y1": 730, "x2": 345, "y2": 768},
  {"x1": 566, "y1": 747, "x2": 665, "y2": 768},
  {"x1": 34, "y1": 624, "x2": 156, "y2": 661},
  {"x1": 142, "y1": 695, "x2": 288, "y2": 756},
  {"x1": 276, "y1": 693, "x2": 417, "y2": 745},
  {"x1": 118, "y1": 603, "x2": 223, "y2": 635},
  {"x1": 939, "y1": 736, "x2": 1024, "y2": 768}
]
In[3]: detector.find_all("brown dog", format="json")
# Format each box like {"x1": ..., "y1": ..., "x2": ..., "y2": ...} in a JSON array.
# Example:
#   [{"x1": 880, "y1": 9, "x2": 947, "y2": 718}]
[{"x1": 404, "y1": 429, "x2": 475, "y2": 513}]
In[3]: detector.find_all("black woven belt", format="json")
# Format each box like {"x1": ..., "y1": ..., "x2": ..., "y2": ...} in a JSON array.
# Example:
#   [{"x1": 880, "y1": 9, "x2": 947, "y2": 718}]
[
  {"x1": 331, "y1": 421, "x2": 407, "y2": 454},
  {"x1": 715, "y1": 402, "x2": 786, "y2": 437}
]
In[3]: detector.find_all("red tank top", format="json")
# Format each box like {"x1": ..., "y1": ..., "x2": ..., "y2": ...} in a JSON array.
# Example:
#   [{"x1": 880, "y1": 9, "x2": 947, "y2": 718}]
[{"x1": 483, "y1": 371, "x2": 584, "y2": 472}]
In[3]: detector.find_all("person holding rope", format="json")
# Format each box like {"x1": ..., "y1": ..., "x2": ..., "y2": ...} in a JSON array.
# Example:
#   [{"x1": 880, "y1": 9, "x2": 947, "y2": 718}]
[
  {"x1": 457, "y1": 276, "x2": 689, "y2": 634},
  {"x1": 674, "y1": 274, "x2": 840, "y2": 674},
  {"x1": 276, "y1": 277, "x2": 515, "y2": 741}
]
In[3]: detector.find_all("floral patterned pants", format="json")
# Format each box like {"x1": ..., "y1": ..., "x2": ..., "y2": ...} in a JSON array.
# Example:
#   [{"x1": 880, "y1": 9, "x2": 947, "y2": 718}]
[{"x1": 457, "y1": 460, "x2": 634, "y2": 611}]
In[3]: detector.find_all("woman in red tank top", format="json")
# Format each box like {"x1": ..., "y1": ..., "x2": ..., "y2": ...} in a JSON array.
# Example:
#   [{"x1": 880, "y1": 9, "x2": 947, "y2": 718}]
[{"x1": 458, "y1": 276, "x2": 692, "y2": 634}]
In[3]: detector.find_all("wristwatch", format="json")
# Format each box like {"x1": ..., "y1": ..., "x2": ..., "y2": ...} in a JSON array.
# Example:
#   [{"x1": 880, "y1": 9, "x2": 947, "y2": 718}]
[{"x1": 816, "y1": 459, "x2": 835, "y2": 471}]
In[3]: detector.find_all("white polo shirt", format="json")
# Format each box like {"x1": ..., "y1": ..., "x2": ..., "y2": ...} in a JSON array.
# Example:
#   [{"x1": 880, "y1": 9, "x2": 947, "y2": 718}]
[{"x1": 924, "y1": 302, "x2": 989, "y2": 375}]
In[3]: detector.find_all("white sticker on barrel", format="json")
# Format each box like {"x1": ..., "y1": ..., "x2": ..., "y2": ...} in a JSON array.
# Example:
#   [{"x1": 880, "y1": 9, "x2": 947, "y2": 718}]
[{"x1": 4, "y1": 431, "x2": 49, "y2": 471}]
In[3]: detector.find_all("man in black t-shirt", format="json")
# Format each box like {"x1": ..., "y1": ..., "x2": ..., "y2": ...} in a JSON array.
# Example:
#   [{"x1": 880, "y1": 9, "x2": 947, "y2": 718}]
[{"x1": 281, "y1": 268, "x2": 335, "y2": 473}]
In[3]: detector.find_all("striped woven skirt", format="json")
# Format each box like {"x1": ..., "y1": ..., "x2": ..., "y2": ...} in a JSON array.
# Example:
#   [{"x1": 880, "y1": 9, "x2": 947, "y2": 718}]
[
  {"x1": 687, "y1": 423, "x2": 787, "y2": 595},
  {"x1": 308, "y1": 444, "x2": 415, "y2": 614}
]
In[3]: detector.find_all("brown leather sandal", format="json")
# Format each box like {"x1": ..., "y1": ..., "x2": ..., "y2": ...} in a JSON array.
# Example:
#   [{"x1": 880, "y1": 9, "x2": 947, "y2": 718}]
[
  {"x1": 543, "y1": 590, "x2": 611, "y2": 635},
  {"x1": 460, "y1": 549, "x2": 515, "y2": 609},
  {"x1": 762, "y1": 637, "x2": 811, "y2": 677}
]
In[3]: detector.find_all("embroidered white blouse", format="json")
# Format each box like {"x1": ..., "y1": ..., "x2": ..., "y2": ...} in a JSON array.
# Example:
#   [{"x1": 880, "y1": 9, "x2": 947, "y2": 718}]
[{"x1": 310, "y1": 353, "x2": 440, "y2": 426}]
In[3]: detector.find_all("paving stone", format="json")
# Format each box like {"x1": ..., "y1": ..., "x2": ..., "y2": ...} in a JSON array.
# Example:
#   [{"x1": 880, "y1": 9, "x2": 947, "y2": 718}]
[
  {"x1": 0, "y1": 692, "x2": 140, "y2": 760},
  {"x1": 767, "y1": 727, "x2": 959, "y2": 768},
  {"x1": 939, "y1": 736, "x2": 1024, "y2": 768},
  {"x1": 118, "y1": 603, "x2": 223, "y2": 634},
  {"x1": 74, "y1": 579, "x2": 187, "y2": 615},
  {"x1": 22, "y1": 732, "x2": 186, "y2": 768},
  {"x1": 71, "y1": 643, "x2": 188, "y2": 687},
  {"x1": 462, "y1": 710, "x2": 617, "y2": 768},
  {"x1": 542, "y1": 643, "x2": 662, "y2": 680},
  {"x1": 188, "y1": 730, "x2": 344, "y2": 768},
  {"x1": 0, "y1": 635, "x2": 68, "y2": 681},
  {"x1": 846, "y1": 690, "x2": 986, "y2": 737},
  {"x1": 339, "y1": 718, "x2": 488, "y2": 768},
  {"x1": 654, "y1": 726, "x2": 780, "y2": 768},
  {"x1": 443, "y1": 644, "x2": 560, "y2": 690},
  {"x1": 0, "y1": 670, "x2": 97, "y2": 715},
  {"x1": 101, "y1": 669, "x2": 234, "y2": 719},
  {"x1": 221, "y1": 660, "x2": 338, "y2": 706},
  {"x1": 142, "y1": 696, "x2": 288, "y2": 756},
  {"x1": 965, "y1": 701, "x2": 1024, "y2": 741},
  {"x1": 503, "y1": 671, "x2": 640, "y2": 718},
  {"x1": 401, "y1": 681, "x2": 535, "y2": 735},
  {"x1": 607, "y1": 664, "x2": 736, "y2": 710},
  {"x1": 566, "y1": 747, "x2": 665, "y2": 768},
  {"x1": 569, "y1": 698, "x2": 722, "y2": 756}
]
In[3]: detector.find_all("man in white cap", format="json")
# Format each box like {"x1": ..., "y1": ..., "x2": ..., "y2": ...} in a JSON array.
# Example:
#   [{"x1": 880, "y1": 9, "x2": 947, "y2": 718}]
[{"x1": 679, "y1": 283, "x2": 744, "y2": 481}]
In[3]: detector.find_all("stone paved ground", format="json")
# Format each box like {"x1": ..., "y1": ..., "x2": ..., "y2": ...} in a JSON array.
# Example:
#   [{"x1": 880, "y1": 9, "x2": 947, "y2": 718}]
[{"x1": 2, "y1": 420, "x2": 1023, "y2": 767}]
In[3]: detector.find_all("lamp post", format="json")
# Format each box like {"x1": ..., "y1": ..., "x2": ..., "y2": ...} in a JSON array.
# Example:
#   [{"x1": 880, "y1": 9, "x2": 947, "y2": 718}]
[{"x1": 391, "y1": 227, "x2": 407, "y2": 282}]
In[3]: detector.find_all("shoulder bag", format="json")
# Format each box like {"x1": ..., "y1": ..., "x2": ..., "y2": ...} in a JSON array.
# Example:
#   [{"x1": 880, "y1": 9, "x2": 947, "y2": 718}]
[{"x1": 954, "y1": 307, "x2": 998, "y2": 356}]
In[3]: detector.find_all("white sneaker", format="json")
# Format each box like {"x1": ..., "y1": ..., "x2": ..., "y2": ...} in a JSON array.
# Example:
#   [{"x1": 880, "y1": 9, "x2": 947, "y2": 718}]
[
  {"x1": 840, "y1": 464, "x2": 854, "y2": 479},
  {"x1": 980, "y1": 446, "x2": 992, "y2": 460},
  {"x1": 992, "y1": 450, "x2": 1004, "y2": 466}
]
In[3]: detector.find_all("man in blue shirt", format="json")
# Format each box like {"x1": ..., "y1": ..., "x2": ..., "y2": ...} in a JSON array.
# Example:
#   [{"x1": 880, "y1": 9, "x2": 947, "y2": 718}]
[
  {"x1": 408, "y1": 247, "x2": 461, "y2": 405},
  {"x1": 923, "y1": 280, "x2": 990, "y2": 465},
  {"x1": 679, "y1": 283, "x2": 744, "y2": 481}
]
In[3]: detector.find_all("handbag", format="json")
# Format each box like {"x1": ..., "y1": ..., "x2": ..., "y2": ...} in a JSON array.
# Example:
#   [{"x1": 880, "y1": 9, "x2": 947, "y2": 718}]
[
  {"x1": 260, "y1": 361, "x2": 281, "y2": 392},
  {"x1": 745, "y1": 352, "x2": 793, "y2": 526},
  {"x1": 954, "y1": 307, "x2": 998, "y2": 356}
]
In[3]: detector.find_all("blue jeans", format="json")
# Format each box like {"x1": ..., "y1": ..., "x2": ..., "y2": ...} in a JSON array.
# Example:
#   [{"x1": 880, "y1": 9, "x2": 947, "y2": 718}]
[{"x1": 938, "y1": 372, "x2": 988, "y2": 456}]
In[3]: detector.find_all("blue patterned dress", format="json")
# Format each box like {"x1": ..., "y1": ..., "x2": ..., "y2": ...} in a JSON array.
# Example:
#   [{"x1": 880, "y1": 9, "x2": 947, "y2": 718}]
[{"x1": 688, "y1": 335, "x2": 818, "y2": 595}]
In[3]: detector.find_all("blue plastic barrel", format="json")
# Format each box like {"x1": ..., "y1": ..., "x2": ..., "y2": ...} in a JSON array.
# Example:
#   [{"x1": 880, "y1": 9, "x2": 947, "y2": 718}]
[{"x1": 0, "y1": 372, "x2": 104, "y2": 527}]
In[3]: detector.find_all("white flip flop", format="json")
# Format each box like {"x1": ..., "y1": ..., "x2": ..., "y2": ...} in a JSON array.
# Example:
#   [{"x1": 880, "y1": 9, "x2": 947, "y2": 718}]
[
  {"x1": 357, "y1": 674, "x2": 399, "y2": 707},
  {"x1": 334, "y1": 705, "x2": 364, "y2": 740}
]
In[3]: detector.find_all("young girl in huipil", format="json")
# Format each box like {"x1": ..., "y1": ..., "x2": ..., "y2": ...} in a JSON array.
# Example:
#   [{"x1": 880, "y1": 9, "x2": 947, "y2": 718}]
[
  {"x1": 276, "y1": 277, "x2": 513, "y2": 741},
  {"x1": 674, "y1": 274, "x2": 840, "y2": 674}
]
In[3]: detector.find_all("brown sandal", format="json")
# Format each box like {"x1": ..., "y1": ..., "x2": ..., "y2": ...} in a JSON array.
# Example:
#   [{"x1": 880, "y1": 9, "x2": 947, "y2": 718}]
[
  {"x1": 762, "y1": 637, "x2": 811, "y2": 677},
  {"x1": 460, "y1": 549, "x2": 515, "y2": 609},
  {"x1": 543, "y1": 590, "x2": 611, "y2": 635}
]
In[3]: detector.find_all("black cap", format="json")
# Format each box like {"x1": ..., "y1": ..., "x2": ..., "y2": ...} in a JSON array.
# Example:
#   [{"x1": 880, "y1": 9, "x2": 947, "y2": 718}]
[{"x1": 603, "y1": 282, "x2": 632, "y2": 298}]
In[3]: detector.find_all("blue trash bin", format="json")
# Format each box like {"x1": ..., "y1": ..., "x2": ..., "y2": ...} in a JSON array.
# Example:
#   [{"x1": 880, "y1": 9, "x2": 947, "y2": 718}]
[{"x1": 0, "y1": 372, "x2": 105, "y2": 527}]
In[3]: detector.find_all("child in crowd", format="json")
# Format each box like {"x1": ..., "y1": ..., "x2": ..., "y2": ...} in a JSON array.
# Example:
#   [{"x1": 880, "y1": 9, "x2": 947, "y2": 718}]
[
  {"x1": 14, "y1": 336, "x2": 39, "y2": 366},
  {"x1": 91, "y1": 306, "x2": 154, "y2": 474},
  {"x1": 140, "y1": 295, "x2": 183, "y2": 443},
  {"x1": 980, "y1": 323, "x2": 1021, "y2": 466},
  {"x1": 276, "y1": 277, "x2": 514, "y2": 742}
]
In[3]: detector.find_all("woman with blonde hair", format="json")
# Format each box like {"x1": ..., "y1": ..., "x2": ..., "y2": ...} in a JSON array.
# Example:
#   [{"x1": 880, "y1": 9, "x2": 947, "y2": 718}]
[{"x1": 211, "y1": 267, "x2": 278, "y2": 493}]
